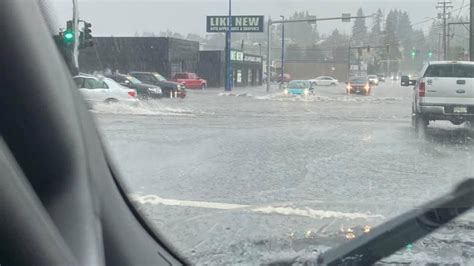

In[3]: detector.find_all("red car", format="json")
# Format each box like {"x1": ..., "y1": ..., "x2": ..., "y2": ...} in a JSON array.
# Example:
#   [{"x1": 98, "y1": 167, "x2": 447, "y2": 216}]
[{"x1": 172, "y1": 72, "x2": 207, "y2": 89}]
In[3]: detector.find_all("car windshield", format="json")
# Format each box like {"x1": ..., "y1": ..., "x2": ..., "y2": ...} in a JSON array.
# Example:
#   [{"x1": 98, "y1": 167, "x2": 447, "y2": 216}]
[
  {"x1": 288, "y1": 80, "x2": 309, "y2": 88},
  {"x1": 154, "y1": 73, "x2": 167, "y2": 81},
  {"x1": 49, "y1": 0, "x2": 474, "y2": 264},
  {"x1": 126, "y1": 76, "x2": 142, "y2": 84},
  {"x1": 424, "y1": 64, "x2": 474, "y2": 78},
  {"x1": 350, "y1": 77, "x2": 368, "y2": 83}
]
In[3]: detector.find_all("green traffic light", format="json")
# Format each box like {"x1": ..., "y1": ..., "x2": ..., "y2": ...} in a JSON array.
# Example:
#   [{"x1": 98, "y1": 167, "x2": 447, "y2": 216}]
[
  {"x1": 411, "y1": 51, "x2": 416, "y2": 59},
  {"x1": 428, "y1": 51, "x2": 433, "y2": 58},
  {"x1": 63, "y1": 31, "x2": 74, "y2": 43}
]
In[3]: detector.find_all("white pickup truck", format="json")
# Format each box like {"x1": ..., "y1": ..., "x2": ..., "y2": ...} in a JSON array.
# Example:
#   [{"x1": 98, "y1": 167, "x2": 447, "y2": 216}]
[{"x1": 408, "y1": 61, "x2": 474, "y2": 131}]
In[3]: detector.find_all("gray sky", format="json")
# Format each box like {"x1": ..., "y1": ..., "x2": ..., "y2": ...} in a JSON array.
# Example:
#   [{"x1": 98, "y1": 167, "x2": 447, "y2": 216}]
[{"x1": 48, "y1": 0, "x2": 469, "y2": 37}]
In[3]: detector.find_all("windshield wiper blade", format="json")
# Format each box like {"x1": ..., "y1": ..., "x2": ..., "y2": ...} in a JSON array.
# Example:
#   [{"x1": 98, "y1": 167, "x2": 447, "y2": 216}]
[{"x1": 317, "y1": 178, "x2": 474, "y2": 266}]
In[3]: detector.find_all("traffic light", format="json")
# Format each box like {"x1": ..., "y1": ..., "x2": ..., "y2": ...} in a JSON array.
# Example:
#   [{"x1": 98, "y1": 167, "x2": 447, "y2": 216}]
[
  {"x1": 428, "y1": 50, "x2": 433, "y2": 58},
  {"x1": 411, "y1": 49, "x2": 416, "y2": 59},
  {"x1": 63, "y1": 20, "x2": 74, "y2": 44},
  {"x1": 79, "y1": 21, "x2": 93, "y2": 49}
]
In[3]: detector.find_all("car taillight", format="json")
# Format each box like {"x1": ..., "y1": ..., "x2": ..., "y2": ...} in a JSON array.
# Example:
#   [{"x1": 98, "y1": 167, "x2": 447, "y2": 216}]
[
  {"x1": 419, "y1": 81, "x2": 425, "y2": 97},
  {"x1": 128, "y1": 91, "x2": 137, "y2": 97}
]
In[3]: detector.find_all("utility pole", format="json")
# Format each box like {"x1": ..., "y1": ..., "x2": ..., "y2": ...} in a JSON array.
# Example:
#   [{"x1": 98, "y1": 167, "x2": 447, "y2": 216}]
[
  {"x1": 438, "y1": 32, "x2": 442, "y2": 60},
  {"x1": 280, "y1": 15, "x2": 285, "y2": 88},
  {"x1": 437, "y1": 1, "x2": 453, "y2": 60},
  {"x1": 471, "y1": 0, "x2": 474, "y2": 60},
  {"x1": 72, "y1": 0, "x2": 79, "y2": 74},
  {"x1": 225, "y1": 0, "x2": 232, "y2": 91}
]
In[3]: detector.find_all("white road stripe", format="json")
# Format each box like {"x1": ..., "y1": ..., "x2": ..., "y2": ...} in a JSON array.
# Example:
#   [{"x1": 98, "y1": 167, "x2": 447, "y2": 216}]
[
  {"x1": 129, "y1": 194, "x2": 385, "y2": 220},
  {"x1": 129, "y1": 194, "x2": 249, "y2": 210}
]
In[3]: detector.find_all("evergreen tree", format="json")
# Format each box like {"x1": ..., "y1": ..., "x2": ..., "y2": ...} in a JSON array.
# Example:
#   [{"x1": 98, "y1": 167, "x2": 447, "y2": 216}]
[{"x1": 352, "y1": 8, "x2": 368, "y2": 45}]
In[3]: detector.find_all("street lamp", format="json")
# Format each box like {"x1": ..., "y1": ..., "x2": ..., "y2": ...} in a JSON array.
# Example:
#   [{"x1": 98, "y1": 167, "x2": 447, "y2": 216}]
[
  {"x1": 280, "y1": 15, "x2": 285, "y2": 87},
  {"x1": 225, "y1": 0, "x2": 232, "y2": 91}
]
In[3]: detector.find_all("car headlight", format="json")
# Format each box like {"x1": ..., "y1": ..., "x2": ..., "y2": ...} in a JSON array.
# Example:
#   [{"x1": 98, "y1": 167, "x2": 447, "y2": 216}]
[
  {"x1": 304, "y1": 88, "x2": 309, "y2": 96},
  {"x1": 364, "y1": 84, "x2": 370, "y2": 90},
  {"x1": 283, "y1": 89, "x2": 288, "y2": 95}
]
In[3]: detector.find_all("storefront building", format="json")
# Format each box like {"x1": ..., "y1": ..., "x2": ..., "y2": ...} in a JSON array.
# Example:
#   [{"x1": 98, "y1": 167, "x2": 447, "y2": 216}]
[
  {"x1": 198, "y1": 50, "x2": 263, "y2": 88},
  {"x1": 78, "y1": 37, "x2": 199, "y2": 79}
]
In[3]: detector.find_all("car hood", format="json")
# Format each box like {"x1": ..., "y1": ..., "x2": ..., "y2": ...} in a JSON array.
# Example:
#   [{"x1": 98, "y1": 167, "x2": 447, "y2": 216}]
[{"x1": 158, "y1": 80, "x2": 182, "y2": 87}]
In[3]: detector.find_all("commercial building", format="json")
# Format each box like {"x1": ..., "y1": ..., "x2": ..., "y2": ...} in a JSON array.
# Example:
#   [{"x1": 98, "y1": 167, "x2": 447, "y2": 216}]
[
  {"x1": 198, "y1": 50, "x2": 263, "y2": 87},
  {"x1": 78, "y1": 37, "x2": 199, "y2": 79}
]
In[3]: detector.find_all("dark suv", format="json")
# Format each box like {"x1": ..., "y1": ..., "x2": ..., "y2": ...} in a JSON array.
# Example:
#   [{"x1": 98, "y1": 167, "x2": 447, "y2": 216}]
[
  {"x1": 129, "y1": 72, "x2": 186, "y2": 98},
  {"x1": 106, "y1": 74, "x2": 162, "y2": 99}
]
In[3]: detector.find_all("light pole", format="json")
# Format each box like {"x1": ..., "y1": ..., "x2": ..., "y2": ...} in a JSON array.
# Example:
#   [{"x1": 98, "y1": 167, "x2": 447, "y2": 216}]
[
  {"x1": 266, "y1": 18, "x2": 272, "y2": 92},
  {"x1": 280, "y1": 15, "x2": 285, "y2": 87},
  {"x1": 225, "y1": 0, "x2": 232, "y2": 91},
  {"x1": 253, "y1": 42, "x2": 262, "y2": 56}
]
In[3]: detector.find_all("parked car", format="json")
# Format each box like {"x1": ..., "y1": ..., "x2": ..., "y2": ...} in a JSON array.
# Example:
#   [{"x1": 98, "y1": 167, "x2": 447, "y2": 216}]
[
  {"x1": 309, "y1": 76, "x2": 339, "y2": 86},
  {"x1": 409, "y1": 61, "x2": 474, "y2": 131},
  {"x1": 346, "y1": 76, "x2": 372, "y2": 95},
  {"x1": 283, "y1": 80, "x2": 314, "y2": 96},
  {"x1": 171, "y1": 72, "x2": 207, "y2": 89},
  {"x1": 129, "y1": 72, "x2": 186, "y2": 98},
  {"x1": 377, "y1": 73, "x2": 386, "y2": 82},
  {"x1": 106, "y1": 73, "x2": 162, "y2": 99},
  {"x1": 73, "y1": 74, "x2": 139, "y2": 107},
  {"x1": 368, "y1": 75, "x2": 379, "y2": 86}
]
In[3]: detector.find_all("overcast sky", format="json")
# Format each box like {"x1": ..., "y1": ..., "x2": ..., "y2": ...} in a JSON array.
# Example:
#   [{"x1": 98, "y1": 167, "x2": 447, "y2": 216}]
[{"x1": 48, "y1": 0, "x2": 468, "y2": 37}]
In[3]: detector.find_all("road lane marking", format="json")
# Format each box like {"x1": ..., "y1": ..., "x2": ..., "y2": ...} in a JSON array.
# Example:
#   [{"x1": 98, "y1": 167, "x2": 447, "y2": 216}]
[
  {"x1": 129, "y1": 194, "x2": 250, "y2": 210},
  {"x1": 129, "y1": 194, "x2": 385, "y2": 220}
]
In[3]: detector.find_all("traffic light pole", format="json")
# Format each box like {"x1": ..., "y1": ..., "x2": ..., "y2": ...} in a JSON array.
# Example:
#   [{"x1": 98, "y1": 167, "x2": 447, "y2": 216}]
[{"x1": 72, "y1": 0, "x2": 79, "y2": 73}]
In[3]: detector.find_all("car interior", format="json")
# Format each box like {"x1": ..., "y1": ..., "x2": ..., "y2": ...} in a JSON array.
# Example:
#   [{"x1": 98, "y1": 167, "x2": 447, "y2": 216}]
[{"x1": 0, "y1": 1, "x2": 186, "y2": 265}]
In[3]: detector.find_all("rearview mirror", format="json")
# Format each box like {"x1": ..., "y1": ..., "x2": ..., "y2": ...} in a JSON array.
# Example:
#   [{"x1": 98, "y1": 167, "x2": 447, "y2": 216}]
[{"x1": 400, "y1": 76, "x2": 409, "y2": 86}]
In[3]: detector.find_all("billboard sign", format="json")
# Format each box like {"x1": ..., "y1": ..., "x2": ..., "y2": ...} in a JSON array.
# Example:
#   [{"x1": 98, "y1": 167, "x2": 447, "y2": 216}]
[{"x1": 207, "y1": 16, "x2": 264, "y2": 32}]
